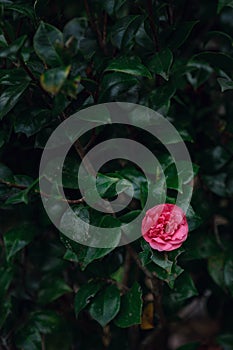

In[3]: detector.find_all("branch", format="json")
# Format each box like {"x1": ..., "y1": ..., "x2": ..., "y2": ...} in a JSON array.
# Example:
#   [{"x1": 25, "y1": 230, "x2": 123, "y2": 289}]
[
  {"x1": 84, "y1": 0, "x2": 107, "y2": 55},
  {"x1": 147, "y1": 0, "x2": 159, "y2": 51},
  {"x1": 0, "y1": 179, "x2": 84, "y2": 204}
]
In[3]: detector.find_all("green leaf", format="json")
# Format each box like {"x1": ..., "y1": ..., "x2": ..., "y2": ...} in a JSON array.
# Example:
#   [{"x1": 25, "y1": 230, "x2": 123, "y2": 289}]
[
  {"x1": 0, "y1": 82, "x2": 29, "y2": 119},
  {"x1": 38, "y1": 278, "x2": 72, "y2": 304},
  {"x1": 217, "y1": 77, "x2": 233, "y2": 92},
  {"x1": 3, "y1": 224, "x2": 37, "y2": 261},
  {"x1": 6, "y1": 3, "x2": 35, "y2": 19},
  {"x1": 151, "y1": 251, "x2": 173, "y2": 273},
  {"x1": 89, "y1": 284, "x2": 121, "y2": 327},
  {"x1": 192, "y1": 51, "x2": 233, "y2": 73},
  {"x1": 61, "y1": 234, "x2": 117, "y2": 270},
  {"x1": 30, "y1": 311, "x2": 61, "y2": 334},
  {"x1": 148, "y1": 48, "x2": 173, "y2": 80},
  {"x1": 0, "y1": 163, "x2": 14, "y2": 182},
  {"x1": 203, "y1": 173, "x2": 228, "y2": 197},
  {"x1": 114, "y1": 282, "x2": 142, "y2": 328},
  {"x1": 5, "y1": 189, "x2": 29, "y2": 205},
  {"x1": 33, "y1": 21, "x2": 64, "y2": 66},
  {"x1": 74, "y1": 280, "x2": 106, "y2": 317},
  {"x1": 208, "y1": 254, "x2": 225, "y2": 288},
  {"x1": 0, "y1": 267, "x2": 13, "y2": 299},
  {"x1": 150, "y1": 81, "x2": 176, "y2": 108},
  {"x1": 40, "y1": 66, "x2": 71, "y2": 95},
  {"x1": 183, "y1": 231, "x2": 219, "y2": 260},
  {"x1": 111, "y1": 15, "x2": 142, "y2": 49},
  {"x1": 186, "y1": 206, "x2": 202, "y2": 232},
  {"x1": 0, "y1": 35, "x2": 27, "y2": 58},
  {"x1": 217, "y1": 0, "x2": 233, "y2": 13},
  {"x1": 96, "y1": 174, "x2": 118, "y2": 196},
  {"x1": 168, "y1": 21, "x2": 198, "y2": 49},
  {"x1": 105, "y1": 56, "x2": 152, "y2": 78},
  {"x1": 14, "y1": 109, "x2": 52, "y2": 137},
  {"x1": 171, "y1": 272, "x2": 198, "y2": 302},
  {"x1": 99, "y1": 72, "x2": 138, "y2": 102}
]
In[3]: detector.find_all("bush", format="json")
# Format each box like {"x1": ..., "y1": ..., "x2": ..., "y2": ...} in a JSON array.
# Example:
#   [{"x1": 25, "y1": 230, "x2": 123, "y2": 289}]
[{"x1": 0, "y1": 0, "x2": 233, "y2": 349}]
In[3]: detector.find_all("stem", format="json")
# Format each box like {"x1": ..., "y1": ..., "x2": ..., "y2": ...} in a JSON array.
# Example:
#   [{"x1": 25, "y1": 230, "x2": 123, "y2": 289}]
[
  {"x1": 147, "y1": 0, "x2": 159, "y2": 51},
  {"x1": 84, "y1": 0, "x2": 107, "y2": 54},
  {"x1": 126, "y1": 245, "x2": 166, "y2": 329},
  {"x1": 0, "y1": 179, "x2": 84, "y2": 204}
]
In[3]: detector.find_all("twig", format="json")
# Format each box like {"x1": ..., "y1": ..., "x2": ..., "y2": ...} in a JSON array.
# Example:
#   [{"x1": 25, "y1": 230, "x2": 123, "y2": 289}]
[
  {"x1": 147, "y1": 0, "x2": 159, "y2": 51},
  {"x1": 84, "y1": 0, "x2": 107, "y2": 54},
  {"x1": 0, "y1": 179, "x2": 84, "y2": 204}
]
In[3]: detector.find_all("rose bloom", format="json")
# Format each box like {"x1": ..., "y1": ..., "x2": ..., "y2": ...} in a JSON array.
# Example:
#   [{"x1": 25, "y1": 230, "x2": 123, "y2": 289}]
[{"x1": 141, "y1": 204, "x2": 188, "y2": 251}]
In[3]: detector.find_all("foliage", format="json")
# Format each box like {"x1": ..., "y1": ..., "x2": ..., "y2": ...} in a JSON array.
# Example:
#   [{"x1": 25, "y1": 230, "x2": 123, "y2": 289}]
[{"x1": 0, "y1": 0, "x2": 233, "y2": 349}]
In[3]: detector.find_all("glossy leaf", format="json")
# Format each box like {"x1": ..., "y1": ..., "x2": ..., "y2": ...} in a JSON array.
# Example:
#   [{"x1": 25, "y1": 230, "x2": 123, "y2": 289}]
[
  {"x1": 192, "y1": 51, "x2": 233, "y2": 73},
  {"x1": 111, "y1": 15, "x2": 142, "y2": 49},
  {"x1": 171, "y1": 272, "x2": 198, "y2": 302},
  {"x1": 148, "y1": 48, "x2": 173, "y2": 80},
  {"x1": 74, "y1": 280, "x2": 106, "y2": 316},
  {"x1": 217, "y1": 77, "x2": 233, "y2": 92},
  {"x1": 0, "y1": 82, "x2": 29, "y2": 119},
  {"x1": 33, "y1": 21, "x2": 64, "y2": 66},
  {"x1": 217, "y1": 0, "x2": 233, "y2": 13},
  {"x1": 40, "y1": 66, "x2": 71, "y2": 95},
  {"x1": 168, "y1": 21, "x2": 198, "y2": 49},
  {"x1": 89, "y1": 284, "x2": 121, "y2": 327},
  {"x1": 0, "y1": 35, "x2": 27, "y2": 58},
  {"x1": 38, "y1": 278, "x2": 72, "y2": 304},
  {"x1": 106, "y1": 56, "x2": 152, "y2": 78},
  {"x1": 114, "y1": 282, "x2": 142, "y2": 328},
  {"x1": 3, "y1": 224, "x2": 37, "y2": 261}
]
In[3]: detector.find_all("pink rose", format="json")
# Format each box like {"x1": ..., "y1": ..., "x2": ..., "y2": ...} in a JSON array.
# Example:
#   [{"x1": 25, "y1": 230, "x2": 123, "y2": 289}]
[{"x1": 141, "y1": 204, "x2": 188, "y2": 251}]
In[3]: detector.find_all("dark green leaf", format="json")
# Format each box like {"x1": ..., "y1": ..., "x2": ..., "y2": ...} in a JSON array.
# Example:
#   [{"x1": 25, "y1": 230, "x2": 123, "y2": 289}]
[
  {"x1": 114, "y1": 282, "x2": 142, "y2": 328},
  {"x1": 0, "y1": 163, "x2": 14, "y2": 182},
  {"x1": 168, "y1": 21, "x2": 198, "y2": 49},
  {"x1": 89, "y1": 284, "x2": 121, "y2": 327},
  {"x1": 0, "y1": 82, "x2": 29, "y2": 119},
  {"x1": 5, "y1": 189, "x2": 29, "y2": 205},
  {"x1": 217, "y1": 0, "x2": 233, "y2": 13},
  {"x1": 111, "y1": 15, "x2": 142, "y2": 49},
  {"x1": 0, "y1": 35, "x2": 27, "y2": 58},
  {"x1": 171, "y1": 272, "x2": 198, "y2": 302},
  {"x1": 0, "y1": 267, "x2": 13, "y2": 299},
  {"x1": 192, "y1": 51, "x2": 233, "y2": 73},
  {"x1": 38, "y1": 278, "x2": 72, "y2": 304},
  {"x1": 106, "y1": 56, "x2": 152, "y2": 78},
  {"x1": 148, "y1": 48, "x2": 173, "y2": 80},
  {"x1": 14, "y1": 109, "x2": 52, "y2": 137},
  {"x1": 217, "y1": 77, "x2": 233, "y2": 92},
  {"x1": 33, "y1": 21, "x2": 64, "y2": 66},
  {"x1": 208, "y1": 254, "x2": 225, "y2": 288},
  {"x1": 4, "y1": 224, "x2": 37, "y2": 261},
  {"x1": 99, "y1": 72, "x2": 138, "y2": 102},
  {"x1": 74, "y1": 280, "x2": 106, "y2": 317}
]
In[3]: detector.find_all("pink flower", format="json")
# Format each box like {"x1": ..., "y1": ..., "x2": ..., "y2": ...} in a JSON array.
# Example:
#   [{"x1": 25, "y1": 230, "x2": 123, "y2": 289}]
[{"x1": 141, "y1": 204, "x2": 188, "y2": 252}]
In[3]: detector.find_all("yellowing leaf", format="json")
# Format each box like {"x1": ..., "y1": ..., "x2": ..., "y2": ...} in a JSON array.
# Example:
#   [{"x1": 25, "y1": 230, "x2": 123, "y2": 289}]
[{"x1": 40, "y1": 66, "x2": 71, "y2": 95}]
